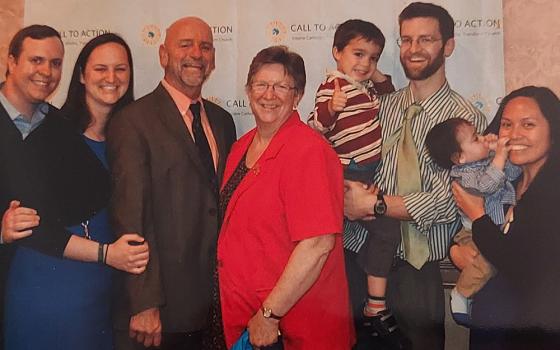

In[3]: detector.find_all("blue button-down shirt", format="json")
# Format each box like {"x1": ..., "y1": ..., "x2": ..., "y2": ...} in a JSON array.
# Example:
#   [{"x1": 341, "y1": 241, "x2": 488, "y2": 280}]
[
  {"x1": 0, "y1": 86, "x2": 48, "y2": 140},
  {"x1": 451, "y1": 153, "x2": 522, "y2": 229}
]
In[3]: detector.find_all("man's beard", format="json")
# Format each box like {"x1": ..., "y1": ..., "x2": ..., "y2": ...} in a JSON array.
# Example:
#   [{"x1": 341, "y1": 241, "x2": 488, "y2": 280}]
[{"x1": 401, "y1": 46, "x2": 445, "y2": 81}]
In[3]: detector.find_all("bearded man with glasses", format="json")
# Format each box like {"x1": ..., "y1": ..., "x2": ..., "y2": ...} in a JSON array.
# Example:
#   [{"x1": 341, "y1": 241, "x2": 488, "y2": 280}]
[{"x1": 344, "y1": 3, "x2": 487, "y2": 349}]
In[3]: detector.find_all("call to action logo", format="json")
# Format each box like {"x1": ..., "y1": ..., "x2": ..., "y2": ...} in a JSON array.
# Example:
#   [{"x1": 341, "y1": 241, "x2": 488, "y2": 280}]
[
  {"x1": 142, "y1": 24, "x2": 161, "y2": 46},
  {"x1": 469, "y1": 92, "x2": 493, "y2": 115},
  {"x1": 266, "y1": 20, "x2": 287, "y2": 44}
]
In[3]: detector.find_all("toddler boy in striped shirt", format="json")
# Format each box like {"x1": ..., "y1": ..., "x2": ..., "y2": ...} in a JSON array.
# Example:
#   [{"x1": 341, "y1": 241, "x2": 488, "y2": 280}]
[{"x1": 309, "y1": 19, "x2": 408, "y2": 348}]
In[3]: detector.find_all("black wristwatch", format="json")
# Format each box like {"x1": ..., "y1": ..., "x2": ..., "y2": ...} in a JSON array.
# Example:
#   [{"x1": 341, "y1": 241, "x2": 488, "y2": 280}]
[{"x1": 374, "y1": 191, "x2": 387, "y2": 217}]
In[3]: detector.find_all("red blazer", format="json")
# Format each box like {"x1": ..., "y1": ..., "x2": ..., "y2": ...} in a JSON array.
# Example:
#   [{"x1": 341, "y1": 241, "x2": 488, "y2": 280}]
[{"x1": 218, "y1": 112, "x2": 354, "y2": 349}]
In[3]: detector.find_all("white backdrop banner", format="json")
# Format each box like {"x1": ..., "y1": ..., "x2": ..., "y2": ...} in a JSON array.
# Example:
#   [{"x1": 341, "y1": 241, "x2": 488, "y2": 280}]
[{"x1": 25, "y1": 0, "x2": 504, "y2": 135}]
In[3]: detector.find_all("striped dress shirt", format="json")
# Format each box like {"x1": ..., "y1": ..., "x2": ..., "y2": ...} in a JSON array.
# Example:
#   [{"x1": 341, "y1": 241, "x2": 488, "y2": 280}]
[{"x1": 344, "y1": 82, "x2": 488, "y2": 261}]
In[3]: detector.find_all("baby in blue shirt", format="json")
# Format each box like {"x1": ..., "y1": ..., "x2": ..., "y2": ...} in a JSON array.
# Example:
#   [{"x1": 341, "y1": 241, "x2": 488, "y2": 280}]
[{"x1": 426, "y1": 117, "x2": 521, "y2": 326}]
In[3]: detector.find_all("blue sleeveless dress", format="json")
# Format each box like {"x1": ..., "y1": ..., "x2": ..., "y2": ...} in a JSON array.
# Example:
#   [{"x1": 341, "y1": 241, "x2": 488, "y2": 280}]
[{"x1": 4, "y1": 137, "x2": 114, "y2": 350}]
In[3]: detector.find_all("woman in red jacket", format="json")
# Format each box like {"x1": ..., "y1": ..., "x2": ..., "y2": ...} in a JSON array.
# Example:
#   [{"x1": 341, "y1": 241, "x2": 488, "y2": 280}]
[{"x1": 217, "y1": 46, "x2": 354, "y2": 350}]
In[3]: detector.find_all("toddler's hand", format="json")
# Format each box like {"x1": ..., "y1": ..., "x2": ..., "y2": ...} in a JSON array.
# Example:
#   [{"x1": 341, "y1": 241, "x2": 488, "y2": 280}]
[
  {"x1": 494, "y1": 137, "x2": 511, "y2": 159},
  {"x1": 328, "y1": 78, "x2": 347, "y2": 116},
  {"x1": 370, "y1": 69, "x2": 387, "y2": 83},
  {"x1": 483, "y1": 133, "x2": 498, "y2": 150},
  {"x1": 489, "y1": 136, "x2": 511, "y2": 171}
]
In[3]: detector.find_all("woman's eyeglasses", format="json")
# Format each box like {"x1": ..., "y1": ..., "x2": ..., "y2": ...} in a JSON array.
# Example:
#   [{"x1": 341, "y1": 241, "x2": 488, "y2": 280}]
[{"x1": 250, "y1": 81, "x2": 295, "y2": 96}]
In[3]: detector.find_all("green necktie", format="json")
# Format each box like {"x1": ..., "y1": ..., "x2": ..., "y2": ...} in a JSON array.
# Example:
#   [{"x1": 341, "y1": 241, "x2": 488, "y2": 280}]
[{"x1": 395, "y1": 104, "x2": 429, "y2": 269}]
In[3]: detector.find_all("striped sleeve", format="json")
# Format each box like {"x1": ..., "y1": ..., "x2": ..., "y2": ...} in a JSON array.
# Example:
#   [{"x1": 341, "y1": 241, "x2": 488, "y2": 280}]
[
  {"x1": 402, "y1": 90, "x2": 488, "y2": 233},
  {"x1": 308, "y1": 77, "x2": 340, "y2": 132},
  {"x1": 455, "y1": 165, "x2": 506, "y2": 196}
]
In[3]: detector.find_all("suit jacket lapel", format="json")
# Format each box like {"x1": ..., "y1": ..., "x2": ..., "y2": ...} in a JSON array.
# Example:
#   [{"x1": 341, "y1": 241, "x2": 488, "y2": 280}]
[{"x1": 153, "y1": 84, "x2": 208, "y2": 180}]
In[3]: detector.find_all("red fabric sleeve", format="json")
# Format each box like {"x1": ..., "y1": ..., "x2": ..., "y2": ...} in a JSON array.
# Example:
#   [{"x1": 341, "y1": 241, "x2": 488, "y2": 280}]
[{"x1": 280, "y1": 137, "x2": 343, "y2": 242}]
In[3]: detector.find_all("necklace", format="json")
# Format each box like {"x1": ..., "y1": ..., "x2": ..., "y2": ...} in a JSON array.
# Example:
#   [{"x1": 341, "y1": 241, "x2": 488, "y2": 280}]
[
  {"x1": 81, "y1": 220, "x2": 92, "y2": 240},
  {"x1": 501, "y1": 206, "x2": 514, "y2": 234}
]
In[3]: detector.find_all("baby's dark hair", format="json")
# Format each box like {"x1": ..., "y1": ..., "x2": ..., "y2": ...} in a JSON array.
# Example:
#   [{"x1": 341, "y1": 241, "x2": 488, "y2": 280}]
[
  {"x1": 333, "y1": 19, "x2": 385, "y2": 52},
  {"x1": 425, "y1": 118, "x2": 471, "y2": 169}
]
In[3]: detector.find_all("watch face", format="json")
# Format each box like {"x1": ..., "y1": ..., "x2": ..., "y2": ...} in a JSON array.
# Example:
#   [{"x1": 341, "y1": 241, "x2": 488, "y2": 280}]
[
  {"x1": 374, "y1": 202, "x2": 386, "y2": 215},
  {"x1": 262, "y1": 306, "x2": 281, "y2": 320},
  {"x1": 374, "y1": 195, "x2": 387, "y2": 216},
  {"x1": 263, "y1": 308, "x2": 272, "y2": 318}
]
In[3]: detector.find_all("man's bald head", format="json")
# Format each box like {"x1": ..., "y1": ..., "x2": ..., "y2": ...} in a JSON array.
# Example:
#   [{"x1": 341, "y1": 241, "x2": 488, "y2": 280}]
[{"x1": 159, "y1": 17, "x2": 215, "y2": 99}]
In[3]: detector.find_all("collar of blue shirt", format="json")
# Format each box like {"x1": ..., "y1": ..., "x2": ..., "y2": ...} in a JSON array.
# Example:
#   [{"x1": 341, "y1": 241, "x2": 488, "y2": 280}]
[{"x1": 0, "y1": 83, "x2": 49, "y2": 139}]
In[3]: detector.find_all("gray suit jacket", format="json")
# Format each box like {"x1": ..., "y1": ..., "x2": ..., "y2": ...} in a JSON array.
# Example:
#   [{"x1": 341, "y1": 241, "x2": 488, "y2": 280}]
[{"x1": 107, "y1": 84, "x2": 236, "y2": 332}]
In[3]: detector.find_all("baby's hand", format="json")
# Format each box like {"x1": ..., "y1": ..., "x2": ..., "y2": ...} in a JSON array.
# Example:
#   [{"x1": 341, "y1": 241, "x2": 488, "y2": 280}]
[
  {"x1": 483, "y1": 133, "x2": 498, "y2": 150},
  {"x1": 328, "y1": 78, "x2": 347, "y2": 116},
  {"x1": 490, "y1": 136, "x2": 511, "y2": 171},
  {"x1": 495, "y1": 137, "x2": 511, "y2": 158}
]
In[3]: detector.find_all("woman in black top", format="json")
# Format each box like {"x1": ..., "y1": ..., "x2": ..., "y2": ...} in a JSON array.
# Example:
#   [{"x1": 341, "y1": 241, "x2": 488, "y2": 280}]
[{"x1": 452, "y1": 86, "x2": 560, "y2": 350}]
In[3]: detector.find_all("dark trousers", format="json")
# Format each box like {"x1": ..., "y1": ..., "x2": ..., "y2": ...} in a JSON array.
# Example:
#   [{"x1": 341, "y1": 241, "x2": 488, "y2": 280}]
[
  {"x1": 345, "y1": 246, "x2": 445, "y2": 350},
  {"x1": 344, "y1": 249, "x2": 368, "y2": 328},
  {"x1": 0, "y1": 246, "x2": 13, "y2": 350},
  {"x1": 115, "y1": 330, "x2": 204, "y2": 350},
  {"x1": 357, "y1": 217, "x2": 401, "y2": 277},
  {"x1": 470, "y1": 328, "x2": 560, "y2": 350},
  {"x1": 387, "y1": 260, "x2": 445, "y2": 350},
  {"x1": 344, "y1": 217, "x2": 400, "y2": 321}
]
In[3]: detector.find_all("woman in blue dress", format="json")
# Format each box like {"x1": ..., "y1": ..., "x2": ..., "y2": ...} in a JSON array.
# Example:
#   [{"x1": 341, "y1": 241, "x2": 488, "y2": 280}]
[{"x1": 4, "y1": 33, "x2": 148, "y2": 350}]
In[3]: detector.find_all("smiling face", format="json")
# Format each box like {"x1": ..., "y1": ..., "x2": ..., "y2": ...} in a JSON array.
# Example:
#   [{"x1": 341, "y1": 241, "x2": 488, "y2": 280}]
[
  {"x1": 399, "y1": 17, "x2": 453, "y2": 81},
  {"x1": 455, "y1": 122, "x2": 490, "y2": 164},
  {"x1": 5, "y1": 36, "x2": 63, "y2": 115},
  {"x1": 247, "y1": 63, "x2": 301, "y2": 130},
  {"x1": 333, "y1": 36, "x2": 381, "y2": 82},
  {"x1": 159, "y1": 17, "x2": 215, "y2": 99},
  {"x1": 499, "y1": 96, "x2": 551, "y2": 168},
  {"x1": 81, "y1": 42, "x2": 130, "y2": 111}
]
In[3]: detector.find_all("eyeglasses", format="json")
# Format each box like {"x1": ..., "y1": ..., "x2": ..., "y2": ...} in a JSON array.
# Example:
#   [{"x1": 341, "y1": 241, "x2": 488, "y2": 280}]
[
  {"x1": 397, "y1": 36, "x2": 442, "y2": 49},
  {"x1": 250, "y1": 81, "x2": 295, "y2": 96}
]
